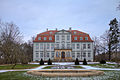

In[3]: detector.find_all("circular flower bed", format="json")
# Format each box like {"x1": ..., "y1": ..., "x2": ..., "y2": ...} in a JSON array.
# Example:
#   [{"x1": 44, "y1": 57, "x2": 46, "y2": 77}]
[{"x1": 27, "y1": 69, "x2": 104, "y2": 77}]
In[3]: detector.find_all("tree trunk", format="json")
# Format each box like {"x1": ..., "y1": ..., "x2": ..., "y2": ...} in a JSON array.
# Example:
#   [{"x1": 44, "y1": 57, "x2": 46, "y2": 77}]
[{"x1": 11, "y1": 64, "x2": 16, "y2": 69}]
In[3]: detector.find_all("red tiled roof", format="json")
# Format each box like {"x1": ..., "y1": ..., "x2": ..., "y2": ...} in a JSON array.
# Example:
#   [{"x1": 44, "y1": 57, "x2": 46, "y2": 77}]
[{"x1": 33, "y1": 30, "x2": 93, "y2": 42}]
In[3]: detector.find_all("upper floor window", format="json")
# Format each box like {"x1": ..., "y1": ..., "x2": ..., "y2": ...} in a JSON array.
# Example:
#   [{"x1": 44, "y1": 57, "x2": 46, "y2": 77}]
[
  {"x1": 83, "y1": 44, "x2": 86, "y2": 49},
  {"x1": 83, "y1": 52, "x2": 86, "y2": 57},
  {"x1": 62, "y1": 35, "x2": 65, "y2": 40},
  {"x1": 51, "y1": 52, "x2": 54, "y2": 58},
  {"x1": 67, "y1": 35, "x2": 70, "y2": 40},
  {"x1": 36, "y1": 43, "x2": 39, "y2": 49},
  {"x1": 77, "y1": 53, "x2": 80, "y2": 57},
  {"x1": 47, "y1": 53, "x2": 49, "y2": 57},
  {"x1": 88, "y1": 52, "x2": 91, "y2": 57},
  {"x1": 40, "y1": 53, "x2": 43, "y2": 57},
  {"x1": 38, "y1": 37, "x2": 41, "y2": 40},
  {"x1": 56, "y1": 44, "x2": 59, "y2": 48},
  {"x1": 72, "y1": 52, "x2": 75, "y2": 57},
  {"x1": 88, "y1": 44, "x2": 91, "y2": 49},
  {"x1": 36, "y1": 53, "x2": 39, "y2": 57},
  {"x1": 49, "y1": 37, "x2": 52, "y2": 40},
  {"x1": 56, "y1": 36, "x2": 59, "y2": 40},
  {"x1": 51, "y1": 44, "x2": 54, "y2": 49},
  {"x1": 72, "y1": 44, "x2": 75, "y2": 49},
  {"x1": 44, "y1": 37, "x2": 47, "y2": 40},
  {"x1": 40, "y1": 44, "x2": 43, "y2": 49},
  {"x1": 85, "y1": 37, "x2": 88, "y2": 40},
  {"x1": 47, "y1": 44, "x2": 49, "y2": 49},
  {"x1": 77, "y1": 44, "x2": 79, "y2": 49},
  {"x1": 62, "y1": 44, "x2": 65, "y2": 48},
  {"x1": 67, "y1": 44, "x2": 70, "y2": 49},
  {"x1": 80, "y1": 37, "x2": 83, "y2": 40},
  {"x1": 74, "y1": 37, "x2": 77, "y2": 40}
]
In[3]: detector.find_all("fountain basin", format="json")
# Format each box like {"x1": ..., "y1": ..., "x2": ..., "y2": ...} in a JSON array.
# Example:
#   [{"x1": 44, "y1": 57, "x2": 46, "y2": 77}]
[{"x1": 27, "y1": 69, "x2": 104, "y2": 77}]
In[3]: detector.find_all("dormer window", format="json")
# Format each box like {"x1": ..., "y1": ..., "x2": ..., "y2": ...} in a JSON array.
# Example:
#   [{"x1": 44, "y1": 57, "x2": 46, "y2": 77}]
[
  {"x1": 74, "y1": 31, "x2": 76, "y2": 34},
  {"x1": 38, "y1": 37, "x2": 41, "y2": 40},
  {"x1": 80, "y1": 37, "x2": 83, "y2": 40},
  {"x1": 74, "y1": 37, "x2": 77, "y2": 40},
  {"x1": 85, "y1": 37, "x2": 88, "y2": 40},
  {"x1": 44, "y1": 37, "x2": 47, "y2": 40},
  {"x1": 49, "y1": 32, "x2": 52, "y2": 34},
  {"x1": 49, "y1": 37, "x2": 52, "y2": 40}
]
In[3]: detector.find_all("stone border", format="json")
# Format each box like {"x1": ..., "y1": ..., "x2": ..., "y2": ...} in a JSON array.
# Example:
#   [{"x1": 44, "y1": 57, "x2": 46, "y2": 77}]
[{"x1": 27, "y1": 69, "x2": 104, "y2": 77}]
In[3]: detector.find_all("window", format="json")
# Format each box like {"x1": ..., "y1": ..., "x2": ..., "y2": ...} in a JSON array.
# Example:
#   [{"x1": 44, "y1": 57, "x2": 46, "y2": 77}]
[
  {"x1": 72, "y1": 44, "x2": 75, "y2": 49},
  {"x1": 67, "y1": 51, "x2": 70, "y2": 57},
  {"x1": 88, "y1": 44, "x2": 90, "y2": 49},
  {"x1": 56, "y1": 44, "x2": 59, "y2": 48},
  {"x1": 77, "y1": 53, "x2": 80, "y2": 57},
  {"x1": 62, "y1": 35, "x2": 65, "y2": 40},
  {"x1": 72, "y1": 52, "x2": 75, "y2": 57},
  {"x1": 40, "y1": 44, "x2": 43, "y2": 49},
  {"x1": 36, "y1": 53, "x2": 39, "y2": 58},
  {"x1": 47, "y1": 44, "x2": 49, "y2": 49},
  {"x1": 36, "y1": 43, "x2": 39, "y2": 49},
  {"x1": 51, "y1": 52, "x2": 54, "y2": 57},
  {"x1": 83, "y1": 52, "x2": 86, "y2": 57},
  {"x1": 49, "y1": 32, "x2": 52, "y2": 34},
  {"x1": 51, "y1": 44, "x2": 54, "y2": 49},
  {"x1": 47, "y1": 53, "x2": 49, "y2": 57},
  {"x1": 83, "y1": 44, "x2": 86, "y2": 49},
  {"x1": 56, "y1": 52, "x2": 59, "y2": 57},
  {"x1": 56, "y1": 35, "x2": 59, "y2": 40},
  {"x1": 40, "y1": 53, "x2": 43, "y2": 57},
  {"x1": 49, "y1": 37, "x2": 52, "y2": 40},
  {"x1": 80, "y1": 37, "x2": 83, "y2": 40},
  {"x1": 67, "y1": 35, "x2": 70, "y2": 40},
  {"x1": 44, "y1": 37, "x2": 47, "y2": 40},
  {"x1": 74, "y1": 37, "x2": 77, "y2": 40},
  {"x1": 62, "y1": 44, "x2": 65, "y2": 48},
  {"x1": 74, "y1": 31, "x2": 76, "y2": 34},
  {"x1": 88, "y1": 53, "x2": 91, "y2": 57},
  {"x1": 85, "y1": 37, "x2": 88, "y2": 40},
  {"x1": 67, "y1": 44, "x2": 70, "y2": 49},
  {"x1": 38, "y1": 37, "x2": 41, "y2": 40},
  {"x1": 77, "y1": 44, "x2": 79, "y2": 49}
]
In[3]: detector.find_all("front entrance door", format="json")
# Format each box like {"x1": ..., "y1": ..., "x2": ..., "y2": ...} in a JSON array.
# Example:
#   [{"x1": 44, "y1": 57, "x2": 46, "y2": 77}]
[{"x1": 61, "y1": 52, "x2": 65, "y2": 59}]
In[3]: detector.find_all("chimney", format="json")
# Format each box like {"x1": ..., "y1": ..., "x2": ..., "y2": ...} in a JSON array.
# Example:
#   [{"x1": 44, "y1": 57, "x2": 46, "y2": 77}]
[
  {"x1": 56, "y1": 28, "x2": 57, "y2": 31},
  {"x1": 46, "y1": 28, "x2": 48, "y2": 31},
  {"x1": 69, "y1": 27, "x2": 72, "y2": 31}
]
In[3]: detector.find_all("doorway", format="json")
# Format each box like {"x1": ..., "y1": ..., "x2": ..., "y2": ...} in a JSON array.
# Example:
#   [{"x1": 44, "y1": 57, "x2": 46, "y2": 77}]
[{"x1": 61, "y1": 51, "x2": 65, "y2": 59}]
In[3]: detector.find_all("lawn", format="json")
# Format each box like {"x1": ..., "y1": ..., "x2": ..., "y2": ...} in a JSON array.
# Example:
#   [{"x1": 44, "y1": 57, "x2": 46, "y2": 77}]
[
  {"x1": 88, "y1": 64, "x2": 120, "y2": 68},
  {"x1": 0, "y1": 70, "x2": 120, "y2": 80},
  {"x1": 0, "y1": 64, "x2": 40, "y2": 70}
]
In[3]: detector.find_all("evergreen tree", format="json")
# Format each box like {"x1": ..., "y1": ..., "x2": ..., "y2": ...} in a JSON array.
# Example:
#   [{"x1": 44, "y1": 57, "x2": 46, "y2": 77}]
[
  {"x1": 48, "y1": 58, "x2": 52, "y2": 65},
  {"x1": 108, "y1": 18, "x2": 119, "y2": 61},
  {"x1": 40, "y1": 58, "x2": 44, "y2": 65},
  {"x1": 75, "y1": 58, "x2": 79, "y2": 65},
  {"x1": 83, "y1": 58, "x2": 87, "y2": 65}
]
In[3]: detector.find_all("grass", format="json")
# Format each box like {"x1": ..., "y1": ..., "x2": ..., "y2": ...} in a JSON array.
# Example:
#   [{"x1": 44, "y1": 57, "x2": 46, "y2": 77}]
[
  {"x1": 0, "y1": 70, "x2": 120, "y2": 80},
  {"x1": 43, "y1": 66, "x2": 54, "y2": 69},
  {"x1": 88, "y1": 64, "x2": 120, "y2": 68},
  {"x1": 74, "y1": 66, "x2": 84, "y2": 69},
  {"x1": 0, "y1": 64, "x2": 40, "y2": 70}
]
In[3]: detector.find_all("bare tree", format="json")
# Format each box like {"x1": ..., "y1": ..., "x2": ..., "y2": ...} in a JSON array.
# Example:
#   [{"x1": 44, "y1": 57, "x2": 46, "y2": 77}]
[{"x1": 0, "y1": 20, "x2": 23, "y2": 68}]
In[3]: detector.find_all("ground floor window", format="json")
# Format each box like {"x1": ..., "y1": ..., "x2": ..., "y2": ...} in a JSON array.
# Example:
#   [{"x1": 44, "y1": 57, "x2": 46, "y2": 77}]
[
  {"x1": 88, "y1": 52, "x2": 91, "y2": 57},
  {"x1": 40, "y1": 53, "x2": 43, "y2": 57},
  {"x1": 72, "y1": 52, "x2": 75, "y2": 58},
  {"x1": 83, "y1": 52, "x2": 86, "y2": 57},
  {"x1": 36, "y1": 53, "x2": 39, "y2": 58},
  {"x1": 51, "y1": 52, "x2": 54, "y2": 58},
  {"x1": 47, "y1": 53, "x2": 49, "y2": 57}
]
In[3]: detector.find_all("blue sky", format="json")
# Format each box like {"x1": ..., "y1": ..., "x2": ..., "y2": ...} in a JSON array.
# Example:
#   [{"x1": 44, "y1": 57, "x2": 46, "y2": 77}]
[{"x1": 0, "y1": 0, "x2": 120, "y2": 41}]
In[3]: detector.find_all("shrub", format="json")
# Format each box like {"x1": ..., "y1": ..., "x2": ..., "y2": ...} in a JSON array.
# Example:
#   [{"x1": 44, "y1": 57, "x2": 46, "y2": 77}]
[
  {"x1": 83, "y1": 58, "x2": 87, "y2": 65},
  {"x1": 100, "y1": 60, "x2": 106, "y2": 64},
  {"x1": 48, "y1": 58, "x2": 52, "y2": 65},
  {"x1": 75, "y1": 58, "x2": 79, "y2": 65},
  {"x1": 40, "y1": 59, "x2": 44, "y2": 65}
]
